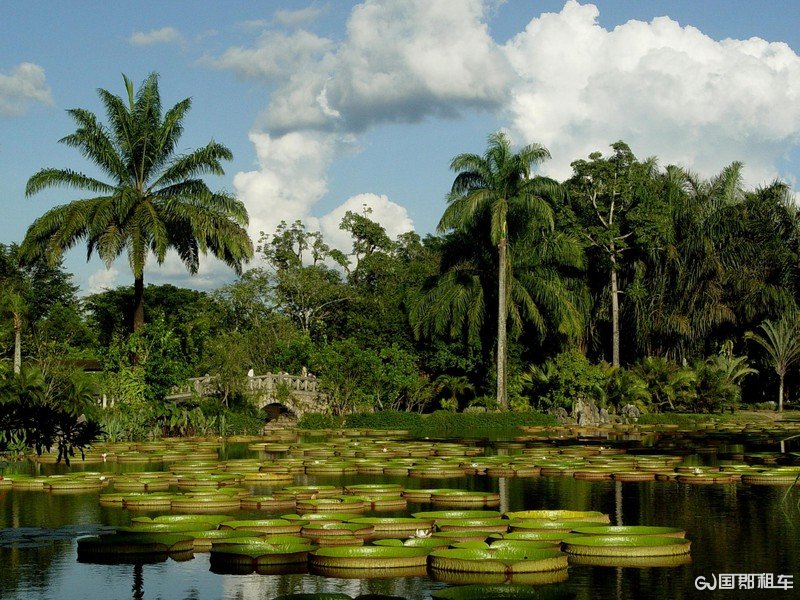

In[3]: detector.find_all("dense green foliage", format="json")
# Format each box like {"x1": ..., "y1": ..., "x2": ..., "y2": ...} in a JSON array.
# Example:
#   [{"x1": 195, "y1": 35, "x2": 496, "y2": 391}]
[
  {"x1": 298, "y1": 410, "x2": 558, "y2": 438},
  {"x1": 0, "y1": 363, "x2": 102, "y2": 463},
  {"x1": 5, "y1": 80, "x2": 800, "y2": 450}
]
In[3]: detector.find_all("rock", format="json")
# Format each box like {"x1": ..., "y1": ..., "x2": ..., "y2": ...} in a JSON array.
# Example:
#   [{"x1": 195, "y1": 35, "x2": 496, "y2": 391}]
[
  {"x1": 551, "y1": 407, "x2": 570, "y2": 424},
  {"x1": 573, "y1": 397, "x2": 602, "y2": 426},
  {"x1": 621, "y1": 404, "x2": 640, "y2": 423},
  {"x1": 571, "y1": 397, "x2": 612, "y2": 427}
]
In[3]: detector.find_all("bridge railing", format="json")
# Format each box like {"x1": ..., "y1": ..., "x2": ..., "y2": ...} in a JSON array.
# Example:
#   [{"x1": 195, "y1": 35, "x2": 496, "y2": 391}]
[{"x1": 167, "y1": 372, "x2": 319, "y2": 399}]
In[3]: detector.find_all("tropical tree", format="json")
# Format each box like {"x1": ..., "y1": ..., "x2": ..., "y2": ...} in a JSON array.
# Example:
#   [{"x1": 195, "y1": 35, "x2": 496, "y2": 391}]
[
  {"x1": 436, "y1": 132, "x2": 562, "y2": 410},
  {"x1": 746, "y1": 316, "x2": 800, "y2": 411},
  {"x1": 433, "y1": 373, "x2": 475, "y2": 411},
  {"x1": 2, "y1": 291, "x2": 27, "y2": 374},
  {"x1": 21, "y1": 72, "x2": 253, "y2": 331},
  {"x1": 566, "y1": 142, "x2": 658, "y2": 365},
  {"x1": 623, "y1": 162, "x2": 772, "y2": 361}
]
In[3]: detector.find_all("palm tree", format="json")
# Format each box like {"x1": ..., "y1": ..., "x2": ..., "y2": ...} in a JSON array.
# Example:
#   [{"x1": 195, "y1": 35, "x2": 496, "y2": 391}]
[
  {"x1": 21, "y1": 73, "x2": 253, "y2": 331},
  {"x1": 628, "y1": 163, "x2": 754, "y2": 361},
  {"x1": 0, "y1": 289, "x2": 27, "y2": 374},
  {"x1": 746, "y1": 316, "x2": 800, "y2": 411},
  {"x1": 567, "y1": 142, "x2": 659, "y2": 366},
  {"x1": 433, "y1": 373, "x2": 474, "y2": 411},
  {"x1": 436, "y1": 132, "x2": 564, "y2": 410}
]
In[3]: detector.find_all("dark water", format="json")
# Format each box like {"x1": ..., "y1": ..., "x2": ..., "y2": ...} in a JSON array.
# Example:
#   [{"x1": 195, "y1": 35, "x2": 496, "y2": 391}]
[{"x1": 1, "y1": 439, "x2": 799, "y2": 600}]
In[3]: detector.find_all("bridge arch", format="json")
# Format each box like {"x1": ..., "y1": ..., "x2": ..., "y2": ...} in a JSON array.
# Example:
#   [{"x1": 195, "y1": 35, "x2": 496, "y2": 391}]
[{"x1": 166, "y1": 372, "x2": 328, "y2": 420}]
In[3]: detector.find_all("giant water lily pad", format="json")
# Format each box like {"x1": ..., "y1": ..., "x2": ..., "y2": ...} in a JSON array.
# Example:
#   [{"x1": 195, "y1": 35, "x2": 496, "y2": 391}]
[
  {"x1": 346, "y1": 517, "x2": 433, "y2": 536},
  {"x1": 373, "y1": 538, "x2": 451, "y2": 550},
  {"x1": 568, "y1": 554, "x2": 692, "y2": 568},
  {"x1": 131, "y1": 514, "x2": 233, "y2": 527},
  {"x1": 180, "y1": 529, "x2": 255, "y2": 551},
  {"x1": 563, "y1": 535, "x2": 691, "y2": 557},
  {"x1": 301, "y1": 522, "x2": 374, "y2": 537},
  {"x1": 220, "y1": 519, "x2": 301, "y2": 534},
  {"x1": 509, "y1": 520, "x2": 595, "y2": 533},
  {"x1": 210, "y1": 542, "x2": 316, "y2": 566},
  {"x1": 570, "y1": 525, "x2": 685, "y2": 538},
  {"x1": 436, "y1": 519, "x2": 509, "y2": 533},
  {"x1": 413, "y1": 510, "x2": 501, "y2": 520},
  {"x1": 309, "y1": 546, "x2": 430, "y2": 569},
  {"x1": 504, "y1": 510, "x2": 608, "y2": 523},
  {"x1": 429, "y1": 547, "x2": 567, "y2": 574}
]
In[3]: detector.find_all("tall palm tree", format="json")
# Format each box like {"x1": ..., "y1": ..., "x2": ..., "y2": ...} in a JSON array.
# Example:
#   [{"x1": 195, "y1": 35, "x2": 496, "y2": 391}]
[
  {"x1": 21, "y1": 73, "x2": 252, "y2": 331},
  {"x1": 629, "y1": 163, "x2": 752, "y2": 361},
  {"x1": 436, "y1": 132, "x2": 563, "y2": 410},
  {"x1": 745, "y1": 316, "x2": 800, "y2": 411},
  {"x1": 1, "y1": 289, "x2": 27, "y2": 374}
]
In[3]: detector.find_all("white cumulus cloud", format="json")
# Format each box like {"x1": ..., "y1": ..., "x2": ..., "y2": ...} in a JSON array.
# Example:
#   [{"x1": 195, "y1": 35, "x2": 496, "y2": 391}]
[
  {"x1": 0, "y1": 62, "x2": 53, "y2": 117},
  {"x1": 215, "y1": 0, "x2": 508, "y2": 251},
  {"x1": 317, "y1": 192, "x2": 415, "y2": 254},
  {"x1": 216, "y1": 0, "x2": 800, "y2": 267},
  {"x1": 231, "y1": 131, "x2": 412, "y2": 260},
  {"x1": 88, "y1": 266, "x2": 119, "y2": 295},
  {"x1": 210, "y1": 30, "x2": 333, "y2": 81},
  {"x1": 211, "y1": 0, "x2": 511, "y2": 135},
  {"x1": 143, "y1": 252, "x2": 238, "y2": 290},
  {"x1": 320, "y1": 0, "x2": 512, "y2": 132},
  {"x1": 233, "y1": 130, "x2": 339, "y2": 247},
  {"x1": 274, "y1": 6, "x2": 324, "y2": 27},
  {"x1": 129, "y1": 27, "x2": 183, "y2": 46},
  {"x1": 502, "y1": 0, "x2": 800, "y2": 185}
]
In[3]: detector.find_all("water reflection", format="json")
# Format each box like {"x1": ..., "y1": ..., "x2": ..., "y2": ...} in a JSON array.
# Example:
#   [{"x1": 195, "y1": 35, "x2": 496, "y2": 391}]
[{"x1": 0, "y1": 432, "x2": 799, "y2": 599}]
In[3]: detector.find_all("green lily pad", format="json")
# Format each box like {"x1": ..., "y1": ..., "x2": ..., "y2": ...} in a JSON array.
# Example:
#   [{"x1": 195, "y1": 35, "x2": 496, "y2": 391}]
[
  {"x1": 563, "y1": 535, "x2": 691, "y2": 556},
  {"x1": 570, "y1": 525, "x2": 685, "y2": 538},
  {"x1": 429, "y1": 547, "x2": 567, "y2": 573}
]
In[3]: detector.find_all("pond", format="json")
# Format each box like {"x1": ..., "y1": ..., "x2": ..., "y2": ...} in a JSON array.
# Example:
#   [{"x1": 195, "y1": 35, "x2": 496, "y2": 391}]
[{"x1": 1, "y1": 425, "x2": 799, "y2": 600}]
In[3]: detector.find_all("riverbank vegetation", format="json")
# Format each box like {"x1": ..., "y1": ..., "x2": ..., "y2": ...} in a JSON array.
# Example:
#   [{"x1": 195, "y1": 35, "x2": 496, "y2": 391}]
[{"x1": 4, "y1": 75, "x2": 800, "y2": 449}]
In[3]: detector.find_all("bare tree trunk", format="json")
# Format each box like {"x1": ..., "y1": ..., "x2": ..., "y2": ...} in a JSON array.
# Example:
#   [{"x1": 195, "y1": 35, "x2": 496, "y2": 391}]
[
  {"x1": 133, "y1": 274, "x2": 145, "y2": 332},
  {"x1": 610, "y1": 252, "x2": 620, "y2": 367},
  {"x1": 13, "y1": 313, "x2": 21, "y2": 374},
  {"x1": 497, "y1": 237, "x2": 508, "y2": 410},
  {"x1": 779, "y1": 373, "x2": 785, "y2": 412}
]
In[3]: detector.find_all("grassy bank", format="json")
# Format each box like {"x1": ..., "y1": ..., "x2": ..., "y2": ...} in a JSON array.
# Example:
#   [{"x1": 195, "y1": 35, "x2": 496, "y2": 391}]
[
  {"x1": 637, "y1": 410, "x2": 797, "y2": 426},
  {"x1": 297, "y1": 409, "x2": 558, "y2": 438}
]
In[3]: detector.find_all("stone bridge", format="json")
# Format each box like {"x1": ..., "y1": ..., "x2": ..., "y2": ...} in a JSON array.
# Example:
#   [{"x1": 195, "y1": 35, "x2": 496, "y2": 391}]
[{"x1": 167, "y1": 372, "x2": 327, "y2": 420}]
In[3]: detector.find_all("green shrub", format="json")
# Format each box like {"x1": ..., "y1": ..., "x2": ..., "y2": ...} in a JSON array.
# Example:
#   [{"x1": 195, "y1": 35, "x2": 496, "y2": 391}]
[
  {"x1": 297, "y1": 413, "x2": 344, "y2": 429},
  {"x1": 345, "y1": 410, "x2": 419, "y2": 430},
  {"x1": 522, "y1": 350, "x2": 607, "y2": 411},
  {"x1": 637, "y1": 413, "x2": 707, "y2": 426},
  {"x1": 326, "y1": 410, "x2": 557, "y2": 439},
  {"x1": 750, "y1": 401, "x2": 777, "y2": 411},
  {"x1": 603, "y1": 366, "x2": 650, "y2": 412},
  {"x1": 221, "y1": 410, "x2": 264, "y2": 436},
  {"x1": 632, "y1": 353, "x2": 755, "y2": 414}
]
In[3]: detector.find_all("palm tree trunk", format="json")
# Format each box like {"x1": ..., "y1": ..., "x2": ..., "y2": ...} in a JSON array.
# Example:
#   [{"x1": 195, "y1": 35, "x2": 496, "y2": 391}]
[
  {"x1": 497, "y1": 237, "x2": 508, "y2": 411},
  {"x1": 13, "y1": 313, "x2": 21, "y2": 374},
  {"x1": 133, "y1": 274, "x2": 145, "y2": 332},
  {"x1": 779, "y1": 372, "x2": 785, "y2": 412},
  {"x1": 610, "y1": 254, "x2": 620, "y2": 367}
]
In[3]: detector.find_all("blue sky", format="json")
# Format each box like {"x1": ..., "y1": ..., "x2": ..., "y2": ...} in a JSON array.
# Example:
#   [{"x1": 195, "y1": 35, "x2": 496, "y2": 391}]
[{"x1": 2, "y1": 1, "x2": 799, "y2": 294}]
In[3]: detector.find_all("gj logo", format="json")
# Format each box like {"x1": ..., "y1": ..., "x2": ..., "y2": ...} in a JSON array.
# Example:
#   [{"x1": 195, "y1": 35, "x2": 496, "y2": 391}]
[{"x1": 695, "y1": 573, "x2": 793, "y2": 591}]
